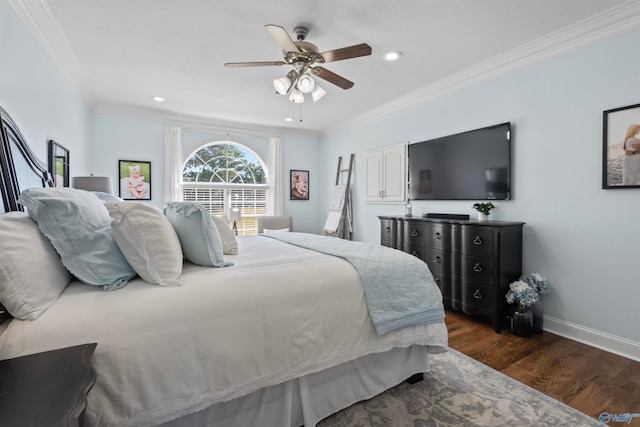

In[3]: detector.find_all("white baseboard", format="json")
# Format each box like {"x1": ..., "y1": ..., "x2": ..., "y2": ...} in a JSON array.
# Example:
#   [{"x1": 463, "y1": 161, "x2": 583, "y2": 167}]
[{"x1": 543, "y1": 315, "x2": 640, "y2": 362}]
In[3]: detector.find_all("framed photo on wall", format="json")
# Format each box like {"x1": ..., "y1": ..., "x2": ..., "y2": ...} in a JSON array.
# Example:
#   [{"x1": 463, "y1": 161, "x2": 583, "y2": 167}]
[
  {"x1": 119, "y1": 160, "x2": 152, "y2": 200},
  {"x1": 48, "y1": 140, "x2": 69, "y2": 187},
  {"x1": 290, "y1": 170, "x2": 309, "y2": 200},
  {"x1": 602, "y1": 103, "x2": 640, "y2": 189}
]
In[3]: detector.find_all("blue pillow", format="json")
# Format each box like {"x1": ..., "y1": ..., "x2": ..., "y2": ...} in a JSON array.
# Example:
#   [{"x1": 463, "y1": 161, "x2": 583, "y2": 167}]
[
  {"x1": 18, "y1": 188, "x2": 136, "y2": 290},
  {"x1": 163, "y1": 202, "x2": 233, "y2": 267}
]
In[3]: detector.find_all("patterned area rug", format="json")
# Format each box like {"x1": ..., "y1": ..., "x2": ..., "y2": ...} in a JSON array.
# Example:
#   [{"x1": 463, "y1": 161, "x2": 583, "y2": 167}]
[{"x1": 319, "y1": 348, "x2": 603, "y2": 427}]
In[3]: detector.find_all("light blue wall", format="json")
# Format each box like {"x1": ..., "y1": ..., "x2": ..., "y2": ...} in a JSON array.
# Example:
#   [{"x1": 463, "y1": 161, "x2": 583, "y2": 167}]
[
  {"x1": 90, "y1": 114, "x2": 322, "y2": 233},
  {"x1": 321, "y1": 30, "x2": 640, "y2": 345},
  {"x1": 0, "y1": 1, "x2": 90, "y2": 173}
]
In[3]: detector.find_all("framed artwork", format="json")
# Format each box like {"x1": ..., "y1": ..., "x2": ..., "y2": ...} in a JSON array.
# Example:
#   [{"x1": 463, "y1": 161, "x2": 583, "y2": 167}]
[
  {"x1": 290, "y1": 170, "x2": 309, "y2": 200},
  {"x1": 48, "y1": 140, "x2": 69, "y2": 187},
  {"x1": 119, "y1": 160, "x2": 152, "y2": 200},
  {"x1": 602, "y1": 103, "x2": 640, "y2": 189}
]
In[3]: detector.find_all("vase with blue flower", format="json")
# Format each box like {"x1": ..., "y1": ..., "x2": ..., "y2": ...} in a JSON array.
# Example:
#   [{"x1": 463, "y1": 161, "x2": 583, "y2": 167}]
[
  {"x1": 520, "y1": 273, "x2": 550, "y2": 333},
  {"x1": 505, "y1": 280, "x2": 539, "y2": 338}
]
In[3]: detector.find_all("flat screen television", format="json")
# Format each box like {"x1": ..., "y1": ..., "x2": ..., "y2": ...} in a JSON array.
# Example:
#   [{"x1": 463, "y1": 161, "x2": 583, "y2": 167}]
[{"x1": 408, "y1": 122, "x2": 511, "y2": 200}]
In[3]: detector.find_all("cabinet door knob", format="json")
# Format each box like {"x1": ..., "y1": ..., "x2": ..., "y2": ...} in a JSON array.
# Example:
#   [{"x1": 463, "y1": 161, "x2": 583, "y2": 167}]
[
  {"x1": 473, "y1": 236, "x2": 483, "y2": 245},
  {"x1": 473, "y1": 289, "x2": 482, "y2": 299},
  {"x1": 433, "y1": 232, "x2": 441, "y2": 240},
  {"x1": 473, "y1": 263, "x2": 482, "y2": 272},
  {"x1": 432, "y1": 256, "x2": 441, "y2": 264},
  {"x1": 411, "y1": 229, "x2": 419, "y2": 237}
]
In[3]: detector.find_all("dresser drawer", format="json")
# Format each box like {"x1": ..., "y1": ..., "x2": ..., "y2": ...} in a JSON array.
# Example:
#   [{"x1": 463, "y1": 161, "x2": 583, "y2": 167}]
[
  {"x1": 380, "y1": 219, "x2": 396, "y2": 246},
  {"x1": 426, "y1": 248, "x2": 450, "y2": 275},
  {"x1": 461, "y1": 281, "x2": 493, "y2": 312},
  {"x1": 428, "y1": 224, "x2": 451, "y2": 251},
  {"x1": 460, "y1": 255, "x2": 493, "y2": 284},
  {"x1": 460, "y1": 228, "x2": 494, "y2": 257},
  {"x1": 404, "y1": 222, "x2": 426, "y2": 247},
  {"x1": 404, "y1": 244, "x2": 425, "y2": 261}
]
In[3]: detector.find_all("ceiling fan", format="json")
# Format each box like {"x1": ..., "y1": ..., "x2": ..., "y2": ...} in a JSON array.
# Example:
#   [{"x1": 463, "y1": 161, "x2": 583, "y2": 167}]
[{"x1": 224, "y1": 24, "x2": 372, "y2": 103}]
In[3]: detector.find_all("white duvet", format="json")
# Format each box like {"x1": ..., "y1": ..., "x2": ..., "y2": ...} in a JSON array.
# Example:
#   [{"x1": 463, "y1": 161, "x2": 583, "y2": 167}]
[{"x1": 0, "y1": 236, "x2": 447, "y2": 426}]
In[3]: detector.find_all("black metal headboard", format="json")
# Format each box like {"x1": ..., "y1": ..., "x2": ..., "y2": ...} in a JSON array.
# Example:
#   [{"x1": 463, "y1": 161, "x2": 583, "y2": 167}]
[{"x1": 0, "y1": 106, "x2": 53, "y2": 214}]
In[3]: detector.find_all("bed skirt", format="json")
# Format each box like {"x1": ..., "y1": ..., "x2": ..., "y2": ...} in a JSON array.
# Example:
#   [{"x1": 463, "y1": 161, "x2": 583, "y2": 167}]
[{"x1": 160, "y1": 345, "x2": 435, "y2": 427}]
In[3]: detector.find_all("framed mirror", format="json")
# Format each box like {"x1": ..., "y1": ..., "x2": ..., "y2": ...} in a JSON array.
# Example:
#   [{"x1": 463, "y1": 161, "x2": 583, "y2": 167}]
[{"x1": 48, "y1": 140, "x2": 70, "y2": 187}]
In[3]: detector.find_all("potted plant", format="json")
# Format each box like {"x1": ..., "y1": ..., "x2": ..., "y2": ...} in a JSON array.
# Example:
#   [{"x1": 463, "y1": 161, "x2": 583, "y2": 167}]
[
  {"x1": 520, "y1": 273, "x2": 550, "y2": 333},
  {"x1": 472, "y1": 202, "x2": 495, "y2": 221}
]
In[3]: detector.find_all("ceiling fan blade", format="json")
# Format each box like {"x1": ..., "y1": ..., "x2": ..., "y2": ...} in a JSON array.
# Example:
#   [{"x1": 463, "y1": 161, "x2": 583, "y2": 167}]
[
  {"x1": 311, "y1": 67, "x2": 354, "y2": 90},
  {"x1": 320, "y1": 43, "x2": 372, "y2": 63},
  {"x1": 265, "y1": 24, "x2": 300, "y2": 53},
  {"x1": 224, "y1": 61, "x2": 286, "y2": 68}
]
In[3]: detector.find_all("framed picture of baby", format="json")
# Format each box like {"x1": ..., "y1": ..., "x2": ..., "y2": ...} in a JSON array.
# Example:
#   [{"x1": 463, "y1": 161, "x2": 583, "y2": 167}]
[
  {"x1": 602, "y1": 103, "x2": 640, "y2": 189},
  {"x1": 119, "y1": 160, "x2": 152, "y2": 200},
  {"x1": 290, "y1": 170, "x2": 309, "y2": 200}
]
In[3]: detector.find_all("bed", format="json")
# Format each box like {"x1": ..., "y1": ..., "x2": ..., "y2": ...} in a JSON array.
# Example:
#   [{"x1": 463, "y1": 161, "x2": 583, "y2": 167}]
[{"x1": 0, "y1": 106, "x2": 448, "y2": 426}]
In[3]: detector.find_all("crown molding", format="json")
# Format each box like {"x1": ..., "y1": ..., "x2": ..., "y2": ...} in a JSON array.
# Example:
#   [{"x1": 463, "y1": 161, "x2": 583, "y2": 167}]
[
  {"x1": 9, "y1": 0, "x2": 96, "y2": 108},
  {"x1": 92, "y1": 103, "x2": 321, "y2": 140},
  {"x1": 323, "y1": 0, "x2": 640, "y2": 137}
]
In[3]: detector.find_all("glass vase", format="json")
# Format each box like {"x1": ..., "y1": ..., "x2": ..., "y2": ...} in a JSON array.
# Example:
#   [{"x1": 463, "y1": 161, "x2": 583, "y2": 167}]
[
  {"x1": 532, "y1": 301, "x2": 543, "y2": 333},
  {"x1": 511, "y1": 305, "x2": 533, "y2": 338}
]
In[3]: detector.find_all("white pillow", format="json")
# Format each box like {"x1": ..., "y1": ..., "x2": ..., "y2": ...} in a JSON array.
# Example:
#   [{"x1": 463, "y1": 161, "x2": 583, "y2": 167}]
[
  {"x1": 0, "y1": 212, "x2": 71, "y2": 319},
  {"x1": 105, "y1": 202, "x2": 185, "y2": 286},
  {"x1": 18, "y1": 187, "x2": 136, "y2": 290},
  {"x1": 210, "y1": 216, "x2": 238, "y2": 255},
  {"x1": 163, "y1": 202, "x2": 232, "y2": 267},
  {"x1": 263, "y1": 227, "x2": 290, "y2": 233}
]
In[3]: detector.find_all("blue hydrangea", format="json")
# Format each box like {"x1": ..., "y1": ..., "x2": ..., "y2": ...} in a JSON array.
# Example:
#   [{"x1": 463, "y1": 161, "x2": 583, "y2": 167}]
[
  {"x1": 505, "y1": 280, "x2": 540, "y2": 307},
  {"x1": 520, "y1": 273, "x2": 550, "y2": 295}
]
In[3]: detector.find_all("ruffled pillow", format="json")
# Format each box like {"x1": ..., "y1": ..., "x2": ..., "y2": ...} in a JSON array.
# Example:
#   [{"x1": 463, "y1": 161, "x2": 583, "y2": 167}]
[{"x1": 18, "y1": 188, "x2": 135, "y2": 290}]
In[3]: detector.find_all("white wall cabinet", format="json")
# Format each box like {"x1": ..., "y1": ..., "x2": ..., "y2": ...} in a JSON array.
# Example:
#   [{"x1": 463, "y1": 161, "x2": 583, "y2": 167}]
[{"x1": 364, "y1": 142, "x2": 407, "y2": 203}]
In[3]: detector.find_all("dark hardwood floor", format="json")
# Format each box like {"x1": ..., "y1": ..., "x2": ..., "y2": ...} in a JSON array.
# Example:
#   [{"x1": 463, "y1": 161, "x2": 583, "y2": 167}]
[{"x1": 445, "y1": 309, "x2": 640, "y2": 424}]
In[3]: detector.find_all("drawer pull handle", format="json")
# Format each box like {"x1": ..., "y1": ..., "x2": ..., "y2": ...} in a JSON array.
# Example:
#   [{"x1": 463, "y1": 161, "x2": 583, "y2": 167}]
[
  {"x1": 412, "y1": 251, "x2": 419, "y2": 257},
  {"x1": 435, "y1": 278, "x2": 441, "y2": 286},
  {"x1": 433, "y1": 256, "x2": 441, "y2": 264},
  {"x1": 433, "y1": 232, "x2": 441, "y2": 240},
  {"x1": 473, "y1": 263, "x2": 482, "y2": 272},
  {"x1": 411, "y1": 229, "x2": 419, "y2": 237},
  {"x1": 385, "y1": 226, "x2": 391, "y2": 233},
  {"x1": 473, "y1": 236, "x2": 483, "y2": 245},
  {"x1": 473, "y1": 289, "x2": 482, "y2": 299}
]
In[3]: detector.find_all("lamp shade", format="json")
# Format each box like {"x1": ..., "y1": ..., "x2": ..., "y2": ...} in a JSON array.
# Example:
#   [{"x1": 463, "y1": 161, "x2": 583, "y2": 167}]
[
  {"x1": 71, "y1": 176, "x2": 114, "y2": 194},
  {"x1": 297, "y1": 74, "x2": 315, "y2": 93},
  {"x1": 289, "y1": 88, "x2": 304, "y2": 103},
  {"x1": 311, "y1": 85, "x2": 327, "y2": 102},
  {"x1": 229, "y1": 208, "x2": 241, "y2": 221}
]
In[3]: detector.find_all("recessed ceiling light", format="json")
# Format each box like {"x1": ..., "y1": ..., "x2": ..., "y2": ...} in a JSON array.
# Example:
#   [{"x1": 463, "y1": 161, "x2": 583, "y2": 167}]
[
  {"x1": 383, "y1": 51, "x2": 403, "y2": 61},
  {"x1": 285, "y1": 117, "x2": 293, "y2": 122},
  {"x1": 152, "y1": 96, "x2": 165, "y2": 102}
]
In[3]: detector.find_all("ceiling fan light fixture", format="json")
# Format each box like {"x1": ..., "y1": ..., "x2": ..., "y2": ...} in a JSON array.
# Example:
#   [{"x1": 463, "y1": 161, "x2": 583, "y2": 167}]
[
  {"x1": 273, "y1": 77, "x2": 291, "y2": 95},
  {"x1": 273, "y1": 70, "x2": 298, "y2": 95},
  {"x1": 297, "y1": 74, "x2": 315, "y2": 94},
  {"x1": 289, "y1": 88, "x2": 304, "y2": 103},
  {"x1": 311, "y1": 85, "x2": 327, "y2": 102}
]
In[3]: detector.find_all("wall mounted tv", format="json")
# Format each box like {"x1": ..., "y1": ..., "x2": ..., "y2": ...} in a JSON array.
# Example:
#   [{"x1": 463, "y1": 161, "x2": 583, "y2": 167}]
[{"x1": 408, "y1": 122, "x2": 511, "y2": 201}]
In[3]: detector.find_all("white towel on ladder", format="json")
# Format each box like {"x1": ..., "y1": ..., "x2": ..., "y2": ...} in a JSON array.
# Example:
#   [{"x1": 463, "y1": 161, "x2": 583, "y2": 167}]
[{"x1": 324, "y1": 185, "x2": 347, "y2": 233}]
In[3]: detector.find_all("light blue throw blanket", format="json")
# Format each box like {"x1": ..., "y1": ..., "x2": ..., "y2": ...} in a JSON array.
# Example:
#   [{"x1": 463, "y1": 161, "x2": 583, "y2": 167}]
[{"x1": 263, "y1": 232, "x2": 445, "y2": 335}]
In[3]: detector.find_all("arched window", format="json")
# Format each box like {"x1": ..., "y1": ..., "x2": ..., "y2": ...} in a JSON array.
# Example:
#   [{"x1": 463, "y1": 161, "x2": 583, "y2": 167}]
[{"x1": 182, "y1": 142, "x2": 267, "y2": 235}]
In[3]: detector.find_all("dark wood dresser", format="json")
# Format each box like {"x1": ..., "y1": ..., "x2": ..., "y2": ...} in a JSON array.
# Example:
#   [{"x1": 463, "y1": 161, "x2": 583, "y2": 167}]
[
  {"x1": 380, "y1": 216, "x2": 524, "y2": 332},
  {"x1": 0, "y1": 343, "x2": 97, "y2": 426}
]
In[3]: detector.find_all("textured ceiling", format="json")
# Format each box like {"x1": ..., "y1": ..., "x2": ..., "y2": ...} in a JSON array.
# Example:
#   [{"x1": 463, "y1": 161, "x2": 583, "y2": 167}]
[{"x1": 12, "y1": 0, "x2": 638, "y2": 134}]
